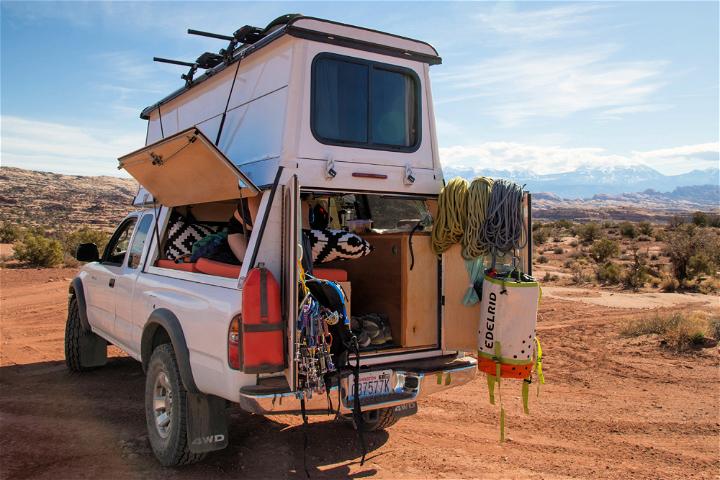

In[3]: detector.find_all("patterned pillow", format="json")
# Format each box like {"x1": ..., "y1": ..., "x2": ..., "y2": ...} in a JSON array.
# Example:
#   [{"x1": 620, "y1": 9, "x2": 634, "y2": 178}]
[
  {"x1": 304, "y1": 229, "x2": 373, "y2": 264},
  {"x1": 165, "y1": 213, "x2": 219, "y2": 260}
]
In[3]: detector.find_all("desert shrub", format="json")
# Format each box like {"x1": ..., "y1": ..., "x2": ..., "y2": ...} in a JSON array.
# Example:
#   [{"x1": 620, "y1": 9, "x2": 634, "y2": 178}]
[
  {"x1": 569, "y1": 262, "x2": 591, "y2": 284},
  {"x1": 623, "y1": 246, "x2": 648, "y2": 291},
  {"x1": 569, "y1": 239, "x2": 579, "y2": 247},
  {"x1": 621, "y1": 312, "x2": 710, "y2": 352},
  {"x1": 579, "y1": 222, "x2": 603, "y2": 243},
  {"x1": 0, "y1": 222, "x2": 23, "y2": 243},
  {"x1": 553, "y1": 220, "x2": 574, "y2": 231},
  {"x1": 533, "y1": 228, "x2": 549, "y2": 245},
  {"x1": 650, "y1": 253, "x2": 659, "y2": 261},
  {"x1": 61, "y1": 227, "x2": 110, "y2": 256},
  {"x1": 697, "y1": 277, "x2": 720, "y2": 294},
  {"x1": 687, "y1": 252, "x2": 716, "y2": 278},
  {"x1": 537, "y1": 255, "x2": 549, "y2": 264},
  {"x1": 709, "y1": 317, "x2": 720, "y2": 340},
  {"x1": 590, "y1": 238, "x2": 620, "y2": 263},
  {"x1": 638, "y1": 221, "x2": 654, "y2": 236},
  {"x1": 597, "y1": 262, "x2": 622, "y2": 284},
  {"x1": 664, "y1": 225, "x2": 720, "y2": 281},
  {"x1": 692, "y1": 211, "x2": 708, "y2": 227},
  {"x1": 553, "y1": 247, "x2": 564, "y2": 254},
  {"x1": 13, "y1": 232, "x2": 63, "y2": 267},
  {"x1": 660, "y1": 276, "x2": 679, "y2": 292},
  {"x1": 637, "y1": 235, "x2": 652, "y2": 242},
  {"x1": 710, "y1": 215, "x2": 720, "y2": 228},
  {"x1": 669, "y1": 215, "x2": 686, "y2": 228},
  {"x1": 619, "y1": 222, "x2": 637, "y2": 238},
  {"x1": 542, "y1": 272, "x2": 559, "y2": 282}
]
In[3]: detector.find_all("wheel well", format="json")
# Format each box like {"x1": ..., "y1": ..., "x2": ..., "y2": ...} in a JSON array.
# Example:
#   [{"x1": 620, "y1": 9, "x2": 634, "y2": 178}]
[{"x1": 151, "y1": 326, "x2": 171, "y2": 352}]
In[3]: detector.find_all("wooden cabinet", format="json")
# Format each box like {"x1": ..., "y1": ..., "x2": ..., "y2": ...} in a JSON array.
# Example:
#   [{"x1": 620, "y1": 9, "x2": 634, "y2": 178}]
[{"x1": 324, "y1": 232, "x2": 438, "y2": 348}]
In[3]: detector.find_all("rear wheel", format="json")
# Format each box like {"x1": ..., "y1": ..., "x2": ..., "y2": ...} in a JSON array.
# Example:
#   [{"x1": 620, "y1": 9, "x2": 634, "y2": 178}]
[
  {"x1": 345, "y1": 407, "x2": 399, "y2": 432},
  {"x1": 145, "y1": 344, "x2": 205, "y2": 466}
]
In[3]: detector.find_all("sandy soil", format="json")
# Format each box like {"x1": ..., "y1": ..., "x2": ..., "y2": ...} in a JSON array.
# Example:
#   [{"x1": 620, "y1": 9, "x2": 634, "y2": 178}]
[
  {"x1": 1, "y1": 268, "x2": 718, "y2": 479},
  {"x1": 542, "y1": 286, "x2": 716, "y2": 309}
]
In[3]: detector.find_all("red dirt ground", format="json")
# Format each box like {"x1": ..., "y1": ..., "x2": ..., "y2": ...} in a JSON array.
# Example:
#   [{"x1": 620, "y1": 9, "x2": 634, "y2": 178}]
[{"x1": 1, "y1": 267, "x2": 718, "y2": 479}]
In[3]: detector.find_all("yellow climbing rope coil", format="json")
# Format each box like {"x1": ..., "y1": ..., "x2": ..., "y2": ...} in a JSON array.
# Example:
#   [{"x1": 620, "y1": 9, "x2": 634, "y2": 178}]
[
  {"x1": 431, "y1": 177, "x2": 469, "y2": 255},
  {"x1": 462, "y1": 177, "x2": 494, "y2": 259}
]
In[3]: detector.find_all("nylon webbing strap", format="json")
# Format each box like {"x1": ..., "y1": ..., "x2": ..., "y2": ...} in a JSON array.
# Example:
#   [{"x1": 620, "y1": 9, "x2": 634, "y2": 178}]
[
  {"x1": 494, "y1": 341, "x2": 505, "y2": 443},
  {"x1": 259, "y1": 267, "x2": 268, "y2": 322},
  {"x1": 487, "y1": 375, "x2": 496, "y2": 405},
  {"x1": 522, "y1": 380, "x2": 530, "y2": 414},
  {"x1": 535, "y1": 337, "x2": 545, "y2": 397}
]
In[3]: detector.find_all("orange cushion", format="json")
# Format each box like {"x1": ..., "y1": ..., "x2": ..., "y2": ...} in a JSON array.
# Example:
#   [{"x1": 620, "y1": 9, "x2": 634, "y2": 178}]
[
  {"x1": 313, "y1": 268, "x2": 347, "y2": 282},
  {"x1": 156, "y1": 259, "x2": 199, "y2": 272},
  {"x1": 196, "y1": 258, "x2": 242, "y2": 278}
]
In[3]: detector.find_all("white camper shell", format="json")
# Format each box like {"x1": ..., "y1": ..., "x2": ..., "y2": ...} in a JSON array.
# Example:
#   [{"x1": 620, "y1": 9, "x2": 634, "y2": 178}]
[{"x1": 68, "y1": 14, "x2": 531, "y2": 466}]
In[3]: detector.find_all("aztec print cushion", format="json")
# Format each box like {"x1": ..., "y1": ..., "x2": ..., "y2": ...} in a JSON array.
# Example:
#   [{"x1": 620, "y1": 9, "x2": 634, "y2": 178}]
[
  {"x1": 165, "y1": 213, "x2": 219, "y2": 260},
  {"x1": 304, "y1": 229, "x2": 373, "y2": 264}
]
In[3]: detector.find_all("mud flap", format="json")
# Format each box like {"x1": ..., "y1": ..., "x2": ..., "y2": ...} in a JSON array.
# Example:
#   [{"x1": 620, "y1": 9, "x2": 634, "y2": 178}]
[
  {"x1": 78, "y1": 333, "x2": 107, "y2": 368},
  {"x1": 186, "y1": 393, "x2": 229, "y2": 453}
]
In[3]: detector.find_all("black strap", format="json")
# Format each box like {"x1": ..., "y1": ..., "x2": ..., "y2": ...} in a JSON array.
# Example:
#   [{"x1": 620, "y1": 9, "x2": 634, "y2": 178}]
[
  {"x1": 350, "y1": 336, "x2": 367, "y2": 466},
  {"x1": 300, "y1": 396, "x2": 311, "y2": 479}
]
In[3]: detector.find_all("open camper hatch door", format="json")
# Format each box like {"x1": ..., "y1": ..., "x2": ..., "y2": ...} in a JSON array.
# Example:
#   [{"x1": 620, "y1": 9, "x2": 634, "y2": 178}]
[{"x1": 118, "y1": 127, "x2": 259, "y2": 207}]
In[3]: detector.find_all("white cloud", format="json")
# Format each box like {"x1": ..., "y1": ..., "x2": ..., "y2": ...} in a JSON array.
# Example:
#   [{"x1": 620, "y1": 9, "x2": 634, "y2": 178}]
[
  {"x1": 475, "y1": 3, "x2": 604, "y2": 41},
  {"x1": 434, "y1": 45, "x2": 668, "y2": 125},
  {"x1": 632, "y1": 142, "x2": 720, "y2": 174},
  {"x1": 0, "y1": 116, "x2": 144, "y2": 176},
  {"x1": 439, "y1": 141, "x2": 719, "y2": 176}
]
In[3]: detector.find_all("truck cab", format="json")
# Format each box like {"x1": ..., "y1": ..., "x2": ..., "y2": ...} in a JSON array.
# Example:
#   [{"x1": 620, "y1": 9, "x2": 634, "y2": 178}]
[{"x1": 67, "y1": 14, "x2": 529, "y2": 467}]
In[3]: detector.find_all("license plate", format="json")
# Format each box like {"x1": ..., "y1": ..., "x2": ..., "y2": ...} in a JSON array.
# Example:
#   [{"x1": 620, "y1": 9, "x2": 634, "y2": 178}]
[{"x1": 348, "y1": 370, "x2": 393, "y2": 400}]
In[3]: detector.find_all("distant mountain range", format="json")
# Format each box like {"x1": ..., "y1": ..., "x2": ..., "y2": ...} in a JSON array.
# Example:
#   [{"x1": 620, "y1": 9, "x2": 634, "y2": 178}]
[
  {"x1": 443, "y1": 164, "x2": 720, "y2": 199},
  {"x1": 0, "y1": 166, "x2": 717, "y2": 230}
]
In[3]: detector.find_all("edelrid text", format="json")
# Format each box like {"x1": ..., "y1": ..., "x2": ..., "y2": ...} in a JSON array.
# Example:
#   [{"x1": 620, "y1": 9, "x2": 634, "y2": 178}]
[{"x1": 484, "y1": 292, "x2": 497, "y2": 349}]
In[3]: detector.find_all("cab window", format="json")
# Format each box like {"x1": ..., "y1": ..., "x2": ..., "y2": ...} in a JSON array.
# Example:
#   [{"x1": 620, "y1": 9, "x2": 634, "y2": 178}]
[
  {"x1": 102, "y1": 218, "x2": 137, "y2": 266},
  {"x1": 312, "y1": 53, "x2": 420, "y2": 151},
  {"x1": 127, "y1": 214, "x2": 153, "y2": 269}
]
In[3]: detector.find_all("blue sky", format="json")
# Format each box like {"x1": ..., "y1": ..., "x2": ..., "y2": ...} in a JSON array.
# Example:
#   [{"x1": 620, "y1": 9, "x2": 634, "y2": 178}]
[{"x1": 1, "y1": 1, "x2": 718, "y2": 177}]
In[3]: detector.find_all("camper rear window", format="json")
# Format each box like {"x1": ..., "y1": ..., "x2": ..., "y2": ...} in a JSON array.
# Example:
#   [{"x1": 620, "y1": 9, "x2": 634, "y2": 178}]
[{"x1": 311, "y1": 54, "x2": 420, "y2": 151}]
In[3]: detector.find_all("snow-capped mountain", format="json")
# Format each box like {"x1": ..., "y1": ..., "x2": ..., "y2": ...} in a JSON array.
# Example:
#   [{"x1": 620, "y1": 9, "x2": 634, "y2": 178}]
[{"x1": 442, "y1": 164, "x2": 719, "y2": 199}]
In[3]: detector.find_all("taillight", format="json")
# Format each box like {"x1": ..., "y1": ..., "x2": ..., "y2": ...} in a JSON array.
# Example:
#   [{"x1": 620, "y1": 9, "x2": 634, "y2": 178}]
[{"x1": 228, "y1": 315, "x2": 241, "y2": 370}]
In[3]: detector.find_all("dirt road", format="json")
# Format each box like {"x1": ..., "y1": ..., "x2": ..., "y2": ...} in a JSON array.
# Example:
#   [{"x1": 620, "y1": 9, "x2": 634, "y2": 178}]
[{"x1": 1, "y1": 268, "x2": 718, "y2": 479}]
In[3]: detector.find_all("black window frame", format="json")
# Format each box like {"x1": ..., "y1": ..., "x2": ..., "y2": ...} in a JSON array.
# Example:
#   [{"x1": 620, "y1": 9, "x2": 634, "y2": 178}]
[
  {"x1": 101, "y1": 217, "x2": 138, "y2": 266},
  {"x1": 310, "y1": 52, "x2": 422, "y2": 153}
]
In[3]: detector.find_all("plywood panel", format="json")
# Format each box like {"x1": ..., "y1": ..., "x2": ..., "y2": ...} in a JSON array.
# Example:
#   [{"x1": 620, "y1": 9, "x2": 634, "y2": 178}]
[
  {"x1": 402, "y1": 234, "x2": 438, "y2": 347},
  {"x1": 324, "y1": 236, "x2": 402, "y2": 343},
  {"x1": 442, "y1": 244, "x2": 481, "y2": 351}
]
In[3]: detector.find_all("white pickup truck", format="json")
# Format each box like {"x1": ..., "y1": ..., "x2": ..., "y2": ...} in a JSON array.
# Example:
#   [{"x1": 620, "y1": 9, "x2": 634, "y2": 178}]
[{"x1": 66, "y1": 14, "x2": 530, "y2": 466}]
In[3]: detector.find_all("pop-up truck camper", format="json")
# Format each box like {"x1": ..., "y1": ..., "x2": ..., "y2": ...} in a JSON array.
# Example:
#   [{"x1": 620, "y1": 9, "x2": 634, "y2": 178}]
[{"x1": 67, "y1": 14, "x2": 541, "y2": 466}]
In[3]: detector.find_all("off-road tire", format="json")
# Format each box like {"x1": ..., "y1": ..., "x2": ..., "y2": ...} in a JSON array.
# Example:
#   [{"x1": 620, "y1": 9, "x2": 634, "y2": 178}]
[
  {"x1": 64, "y1": 296, "x2": 96, "y2": 372},
  {"x1": 145, "y1": 344, "x2": 206, "y2": 466},
  {"x1": 347, "y1": 407, "x2": 399, "y2": 432}
]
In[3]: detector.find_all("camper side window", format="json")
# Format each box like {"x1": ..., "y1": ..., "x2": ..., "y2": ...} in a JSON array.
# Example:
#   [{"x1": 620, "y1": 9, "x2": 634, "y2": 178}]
[{"x1": 311, "y1": 53, "x2": 420, "y2": 151}]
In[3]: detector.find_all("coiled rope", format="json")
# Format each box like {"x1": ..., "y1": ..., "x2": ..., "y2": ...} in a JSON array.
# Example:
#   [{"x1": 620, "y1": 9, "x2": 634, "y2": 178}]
[
  {"x1": 462, "y1": 177, "x2": 494, "y2": 259},
  {"x1": 431, "y1": 177, "x2": 469, "y2": 255},
  {"x1": 480, "y1": 179, "x2": 527, "y2": 257}
]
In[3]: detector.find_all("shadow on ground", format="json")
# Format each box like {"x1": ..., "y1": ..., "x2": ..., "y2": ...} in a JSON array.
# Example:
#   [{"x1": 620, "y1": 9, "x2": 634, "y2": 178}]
[{"x1": 0, "y1": 357, "x2": 387, "y2": 479}]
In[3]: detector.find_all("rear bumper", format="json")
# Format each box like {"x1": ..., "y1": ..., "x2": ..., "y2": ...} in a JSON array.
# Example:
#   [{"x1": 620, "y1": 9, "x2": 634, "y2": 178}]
[{"x1": 238, "y1": 355, "x2": 477, "y2": 415}]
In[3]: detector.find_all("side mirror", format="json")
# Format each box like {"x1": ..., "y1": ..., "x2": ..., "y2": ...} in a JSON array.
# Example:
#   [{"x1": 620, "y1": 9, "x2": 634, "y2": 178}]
[{"x1": 76, "y1": 243, "x2": 100, "y2": 263}]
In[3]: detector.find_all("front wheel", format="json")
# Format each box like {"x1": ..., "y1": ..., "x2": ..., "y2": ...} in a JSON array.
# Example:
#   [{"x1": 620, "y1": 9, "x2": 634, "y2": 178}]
[
  {"x1": 145, "y1": 344, "x2": 205, "y2": 466},
  {"x1": 65, "y1": 296, "x2": 106, "y2": 371}
]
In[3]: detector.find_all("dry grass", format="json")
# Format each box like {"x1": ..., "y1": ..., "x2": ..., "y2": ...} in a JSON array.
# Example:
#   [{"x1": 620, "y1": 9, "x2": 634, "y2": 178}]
[{"x1": 621, "y1": 311, "x2": 717, "y2": 352}]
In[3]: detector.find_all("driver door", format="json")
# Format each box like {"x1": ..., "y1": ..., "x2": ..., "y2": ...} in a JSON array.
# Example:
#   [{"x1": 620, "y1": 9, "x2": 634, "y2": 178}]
[{"x1": 84, "y1": 217, "x2": 137, "y2": 338}]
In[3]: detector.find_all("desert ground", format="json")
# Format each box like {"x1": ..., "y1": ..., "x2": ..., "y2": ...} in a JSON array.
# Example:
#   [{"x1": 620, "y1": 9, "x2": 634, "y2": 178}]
[{"x1": 1, "y1": 267, "x2": 718, "y2": 480}]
